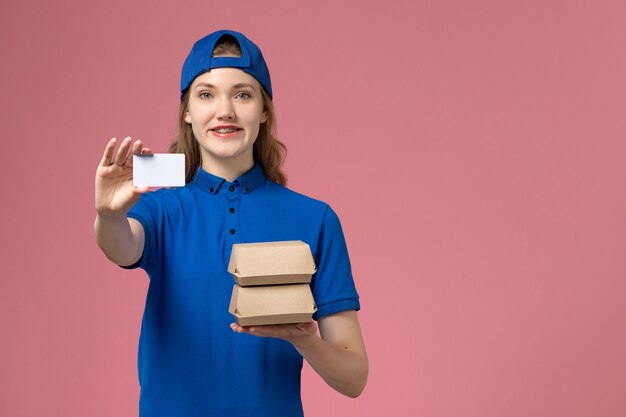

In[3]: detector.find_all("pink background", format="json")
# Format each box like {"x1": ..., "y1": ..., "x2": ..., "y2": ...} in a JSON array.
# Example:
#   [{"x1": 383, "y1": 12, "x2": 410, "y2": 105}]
[{"x1": 1, "y1": 1, "x2": 625, "y2": 416}]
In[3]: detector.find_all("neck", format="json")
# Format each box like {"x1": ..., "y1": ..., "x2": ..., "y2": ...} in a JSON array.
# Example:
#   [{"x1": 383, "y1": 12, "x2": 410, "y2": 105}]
[{"x1": 201, "y1": 152, "x2": 255, "y2": 182}]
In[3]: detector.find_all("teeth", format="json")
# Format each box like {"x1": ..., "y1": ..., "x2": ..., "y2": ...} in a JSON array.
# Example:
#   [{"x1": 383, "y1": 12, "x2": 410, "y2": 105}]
[{"x1": 215, "y1": 128, "x2": 238, "y2": 133}]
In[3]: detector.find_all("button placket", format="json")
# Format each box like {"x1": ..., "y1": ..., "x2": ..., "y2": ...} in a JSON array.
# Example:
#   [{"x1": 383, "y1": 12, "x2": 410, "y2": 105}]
[{"x1": 224, "y1": 182, "x2": 241, "y2": 240}]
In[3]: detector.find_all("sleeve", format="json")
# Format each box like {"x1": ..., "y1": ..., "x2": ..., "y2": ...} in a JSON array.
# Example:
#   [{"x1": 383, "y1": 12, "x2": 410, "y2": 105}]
[
  {"x1": 310, "y1": 204, "x2": 361, "y2": 320},
  {"x1": 117, "y1": 192, "x2": 160, "y2": 274}
]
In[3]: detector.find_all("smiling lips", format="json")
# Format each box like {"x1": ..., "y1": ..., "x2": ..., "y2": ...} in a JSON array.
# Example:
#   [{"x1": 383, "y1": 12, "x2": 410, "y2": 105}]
[
  {"x1": 211, "y1": 125, "x2": 242, "y2": 133},
  {"x1": 210, "y1": 125, "x2": 243, "y2": 137}
]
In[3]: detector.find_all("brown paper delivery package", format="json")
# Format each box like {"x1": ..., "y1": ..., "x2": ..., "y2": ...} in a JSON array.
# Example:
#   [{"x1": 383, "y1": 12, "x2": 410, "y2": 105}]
[{"x1": 227, "y1": 240, "x2": 318, "y2": 326}]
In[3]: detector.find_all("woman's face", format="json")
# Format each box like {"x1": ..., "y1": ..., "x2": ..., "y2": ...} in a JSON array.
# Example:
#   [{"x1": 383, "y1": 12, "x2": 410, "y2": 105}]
[{"x1": 185, "y1": 67, "x2": 268, "y2": 164}]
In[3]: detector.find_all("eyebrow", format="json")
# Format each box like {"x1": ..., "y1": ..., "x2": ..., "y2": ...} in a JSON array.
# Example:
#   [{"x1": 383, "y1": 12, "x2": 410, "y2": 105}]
[{"x1": 194, "y1": 82, "x2": 256, "y2": 90}]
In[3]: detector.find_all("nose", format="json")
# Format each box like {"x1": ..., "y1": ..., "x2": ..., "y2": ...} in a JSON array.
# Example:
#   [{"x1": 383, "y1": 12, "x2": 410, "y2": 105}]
[{"x1": 217, "y1": 97, "x2": 235, "y2": 120}]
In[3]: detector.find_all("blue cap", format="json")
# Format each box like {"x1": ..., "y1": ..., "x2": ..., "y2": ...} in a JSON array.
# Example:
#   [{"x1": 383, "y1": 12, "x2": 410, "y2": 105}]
[{"x1": 180, "y1": 30, "x2": 272, "y2": 100}]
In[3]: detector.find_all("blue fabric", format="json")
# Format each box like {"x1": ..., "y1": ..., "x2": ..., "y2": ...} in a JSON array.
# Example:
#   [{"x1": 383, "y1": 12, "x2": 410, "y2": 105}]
[
  {"x1": 180, "y1": 29, "x2": 273, "y2": 100},
  {"x1": 121, "y1": 162, "x2": 360, "y2": 417}
]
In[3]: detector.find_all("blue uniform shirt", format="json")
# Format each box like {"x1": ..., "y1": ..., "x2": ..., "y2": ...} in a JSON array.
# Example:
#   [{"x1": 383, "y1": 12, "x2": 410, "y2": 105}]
[{"x1": 121, "y1": 162, "x2": 360, "y2": 417}]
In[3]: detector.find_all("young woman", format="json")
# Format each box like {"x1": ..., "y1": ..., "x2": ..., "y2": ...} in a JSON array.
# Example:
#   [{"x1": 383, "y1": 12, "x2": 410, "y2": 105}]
[{"x1": 94, "y1": 29, "x2": 368, "y2": 417}]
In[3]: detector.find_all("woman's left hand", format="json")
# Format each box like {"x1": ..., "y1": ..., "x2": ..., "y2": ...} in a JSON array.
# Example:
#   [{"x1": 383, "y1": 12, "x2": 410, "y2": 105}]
[{"x1": 230, "y1": 321, "x2": 318, "y2": 345}]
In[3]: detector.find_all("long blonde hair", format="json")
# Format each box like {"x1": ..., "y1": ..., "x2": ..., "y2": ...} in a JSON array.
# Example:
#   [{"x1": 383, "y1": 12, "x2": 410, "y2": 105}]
[{"x1": 168, "y1": 35, "x2": 288, "y2": 185}]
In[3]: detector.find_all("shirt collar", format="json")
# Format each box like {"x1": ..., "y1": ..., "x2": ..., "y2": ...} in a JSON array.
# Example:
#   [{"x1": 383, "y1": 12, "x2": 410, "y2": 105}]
[{"x1": 192, "y1": 162, "x2": 266, "y2": 195}]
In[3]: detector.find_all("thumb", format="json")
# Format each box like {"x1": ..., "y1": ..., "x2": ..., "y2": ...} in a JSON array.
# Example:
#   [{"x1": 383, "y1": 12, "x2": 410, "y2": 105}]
[{"x1": 133, "y1": 186, "x2": 150, "y2": 194}]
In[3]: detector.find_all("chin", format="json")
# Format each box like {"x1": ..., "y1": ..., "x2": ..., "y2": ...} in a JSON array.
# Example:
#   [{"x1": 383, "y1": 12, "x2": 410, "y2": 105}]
[{"x1": 206, "y1": 148, "x2": 251, "y2": 161}]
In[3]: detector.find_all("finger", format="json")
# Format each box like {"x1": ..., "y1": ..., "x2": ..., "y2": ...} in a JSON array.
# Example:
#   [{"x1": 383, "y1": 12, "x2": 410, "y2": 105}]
[
  {"x1": 126, "y1": 140, "x2": 143, "y2": 168},
  {"x1": 231, "y1": 323, "x2": 250, "y2": 333},
  {"x1": 140, "y1": 147, "x2": 153, "y2": 156},
  {"x1": 99, "y1": 137, "x2": 117, "y2": 167},
  {"x1": 113, "y1": 136, "x2": 132, "y2": 166},
  {"x1": 119, "y1": 137, "x2": 137, "y2": 166}
]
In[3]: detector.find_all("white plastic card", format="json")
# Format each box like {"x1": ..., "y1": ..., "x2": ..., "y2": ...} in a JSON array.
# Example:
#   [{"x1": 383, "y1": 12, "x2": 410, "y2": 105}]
[{"x1": 133, "y1": 154, "x2": 186, "y2": 187}]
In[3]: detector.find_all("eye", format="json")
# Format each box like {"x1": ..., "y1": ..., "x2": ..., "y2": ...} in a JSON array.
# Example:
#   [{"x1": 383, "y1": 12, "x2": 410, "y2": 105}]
[
  {"x1": 199, "y1": 92, "x2": 212, "y2": 99},
  {"x1": 236, "y1": 92, "x2": 252, "y2": 99}
]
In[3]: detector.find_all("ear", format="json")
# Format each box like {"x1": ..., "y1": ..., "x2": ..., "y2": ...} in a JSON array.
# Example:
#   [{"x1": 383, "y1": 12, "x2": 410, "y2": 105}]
[
  {"x1": 184, "y1": 110, "x2": 191, "y2": 124},
  {"x1": 260, "y1": 110, "x2": 268, "y2": 124}
]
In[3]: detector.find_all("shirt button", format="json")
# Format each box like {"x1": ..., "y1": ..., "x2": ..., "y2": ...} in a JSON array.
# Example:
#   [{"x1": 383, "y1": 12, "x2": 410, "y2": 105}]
[
  {"x1": 244, "y1": 185, "x2": 250, "y2": 192},
  {"x1": 209, "y1": 187, "x2": 214, "y2": 193},
  {"x1": 229, "y1": 208, "x2": 235, "y2": 214},
  {"x1": 229, "y1": 229, "x2": 236, "y2": 234},
  {"x1": 229, "y1": 185, "x2": 235, "y2": 192}
]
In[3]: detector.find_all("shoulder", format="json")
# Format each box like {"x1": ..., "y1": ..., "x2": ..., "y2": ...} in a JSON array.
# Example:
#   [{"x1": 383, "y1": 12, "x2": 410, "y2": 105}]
[
  {"x1": 264, "y1": 180, "x2": 332, "y2": 216},
  {"x1": 268, "y1": 183, "x2": 349, "y2": 240}
]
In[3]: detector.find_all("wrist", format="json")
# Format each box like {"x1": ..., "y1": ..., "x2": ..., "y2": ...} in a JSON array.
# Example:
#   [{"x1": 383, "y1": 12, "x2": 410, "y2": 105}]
[{"x1": 96, "y1": 208, "x2": 128, "y2": 221}]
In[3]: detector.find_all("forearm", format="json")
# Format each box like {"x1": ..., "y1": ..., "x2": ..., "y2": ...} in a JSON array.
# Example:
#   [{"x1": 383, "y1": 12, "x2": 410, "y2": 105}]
[
  {"x1": 292, "y1": 333, "x2": 368, "y2": 398},
  {"x1": 94, "y1": 213, "x2": 140, "y2": 265}
]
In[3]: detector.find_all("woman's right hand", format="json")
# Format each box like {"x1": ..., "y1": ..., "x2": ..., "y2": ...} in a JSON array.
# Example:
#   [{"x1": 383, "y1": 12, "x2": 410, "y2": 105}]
[{"x1": 95, "y1": 136, "x2": 153, "y2": 218}]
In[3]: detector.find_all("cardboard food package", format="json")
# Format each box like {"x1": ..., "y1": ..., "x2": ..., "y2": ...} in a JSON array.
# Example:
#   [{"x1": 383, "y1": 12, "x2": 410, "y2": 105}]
[
  {"x1": 227, "y1": 240, "x2": 318, "y2": 326},
  {"x1": 227, "y1": 240, "x2": 317, "y2": 286},
  {"x1": 228, "y1": 284, "x2": 317, "y2": 326}
]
